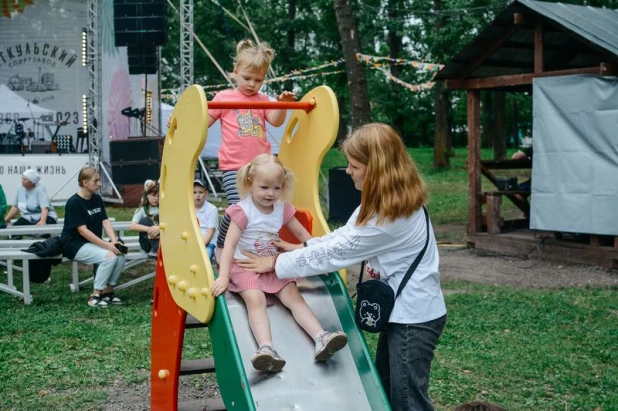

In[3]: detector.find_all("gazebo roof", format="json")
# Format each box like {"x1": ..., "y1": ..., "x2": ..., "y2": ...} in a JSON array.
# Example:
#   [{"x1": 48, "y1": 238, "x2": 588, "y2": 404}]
[{"x1": 435, "y1": 0, "x2": 618, "y2": 81}]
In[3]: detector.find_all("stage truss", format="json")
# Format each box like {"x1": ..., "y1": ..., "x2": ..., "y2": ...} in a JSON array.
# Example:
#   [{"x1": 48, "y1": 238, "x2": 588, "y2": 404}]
[
  {"x1": 87, "y1": 0, "x2": 102, "y2": 169},
  {"x1": 180, "y1": 0, "x2": 194, "y2": 92}
]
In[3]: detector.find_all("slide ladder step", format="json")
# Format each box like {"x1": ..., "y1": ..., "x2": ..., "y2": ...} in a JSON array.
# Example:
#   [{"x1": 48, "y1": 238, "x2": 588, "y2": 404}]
[
  {"x1": 178, "y1": 398, "x2": 226, "y2": 411},
  {"x1": 185, "y1": 314, "x2": 208, "y2": 329},
  {"x1": 179, "y1": 358, "x2": 216, "y2": 375}
]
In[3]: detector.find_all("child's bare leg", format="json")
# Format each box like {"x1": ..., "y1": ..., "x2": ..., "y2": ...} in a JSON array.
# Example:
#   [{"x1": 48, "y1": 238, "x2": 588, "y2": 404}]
[
  {"x1": 277, "y1": 282, "x2": 348, "y2": 362},
  {"x1": 240, "y1": 289, "x2": 286, "y2": 372},
  {"x1": 239, "y1": 289, "x2": 272, "y2": 346},
  {"x1": 276, "y1": 283, "x2": 323, "y2": 338}
]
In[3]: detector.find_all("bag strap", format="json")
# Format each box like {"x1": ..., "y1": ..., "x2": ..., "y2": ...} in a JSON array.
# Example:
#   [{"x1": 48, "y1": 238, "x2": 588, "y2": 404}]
[
  {"x1": 357, "y1": 206, "x2": 430, "y2": 299},
  {"x1": 395, "y1": 206, "x2": 430, "y2": 298}
]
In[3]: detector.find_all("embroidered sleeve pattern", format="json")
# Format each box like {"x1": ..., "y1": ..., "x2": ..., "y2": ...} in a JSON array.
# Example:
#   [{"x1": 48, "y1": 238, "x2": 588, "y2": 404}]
[
  {"x1": 226, "y1": 204, "x2": 248, "y2": 230},
  {"x1": 282, "y1": 203, "x2": 296, "y2": 225}
]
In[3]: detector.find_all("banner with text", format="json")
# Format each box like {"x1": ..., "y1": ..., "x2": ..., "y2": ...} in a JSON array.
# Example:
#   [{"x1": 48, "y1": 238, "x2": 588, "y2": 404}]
[{"x1": 0, "y1": 154, "x2": 88, "y2": 203}]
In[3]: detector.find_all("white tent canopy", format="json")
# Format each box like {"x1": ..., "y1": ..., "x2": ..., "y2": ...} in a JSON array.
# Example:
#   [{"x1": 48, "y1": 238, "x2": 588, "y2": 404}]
[
  {"x1": 0, "y1": 83, "x2": 54, "y2": 115},
  {"x1": 161, "y1": 101, "x2": 287, "y2": 159},
  {"x1": 0, "y1": 83, "x2": 54, "y2": 134}
]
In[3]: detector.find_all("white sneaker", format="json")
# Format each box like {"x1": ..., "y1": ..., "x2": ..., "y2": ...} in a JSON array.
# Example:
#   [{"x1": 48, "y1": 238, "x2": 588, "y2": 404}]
[
  {"x1": 251, "y1": 345, "x2": 286, "y2": 372},
  {"x1": 314, "y1": 331, "x2": 348, "y2": 362},
  {"x1": 88, "y1": 295, "x2": 108, "y2": 307}
]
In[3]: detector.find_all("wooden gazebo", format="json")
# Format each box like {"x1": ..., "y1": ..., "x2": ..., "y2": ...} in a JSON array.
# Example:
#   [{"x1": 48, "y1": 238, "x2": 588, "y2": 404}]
[{"x1": 435, "y1": 0, "x2": 618, "y2": 267}]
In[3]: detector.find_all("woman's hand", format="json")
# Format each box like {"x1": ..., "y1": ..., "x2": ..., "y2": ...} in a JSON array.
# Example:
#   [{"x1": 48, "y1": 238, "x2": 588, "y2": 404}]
[
  {"x1": 211, "y1": 277, "x2": 229, "y2": 297},
  {"x1": 274, "y1": 239, "x2": 303, "y2": 252},
  {"x1": 237, "y1": 251, "x2": 276, "y2": 273},
  {"x1": 36, "y1": 219, "x2": 46, "y2": 226},
  {"x1": 276, "y1": 91, "x2": 297, "y2": 102}
]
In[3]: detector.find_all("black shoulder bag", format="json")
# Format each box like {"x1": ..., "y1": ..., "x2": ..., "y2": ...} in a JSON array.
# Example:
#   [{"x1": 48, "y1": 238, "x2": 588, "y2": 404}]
[{"x1": 354, "y1": 207, "x2": 430, "y2": 333}]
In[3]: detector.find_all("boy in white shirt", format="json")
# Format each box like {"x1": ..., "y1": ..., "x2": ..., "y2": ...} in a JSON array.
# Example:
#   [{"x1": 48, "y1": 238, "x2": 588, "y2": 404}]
[{"x1": 194, "y1": 179, "x2": 219, "y2": 261}]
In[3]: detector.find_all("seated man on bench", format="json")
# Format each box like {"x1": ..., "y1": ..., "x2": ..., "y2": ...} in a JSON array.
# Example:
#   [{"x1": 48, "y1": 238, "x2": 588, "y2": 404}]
[{"x1": 511, "y1": 146, "x2": 533, "y2": 197}]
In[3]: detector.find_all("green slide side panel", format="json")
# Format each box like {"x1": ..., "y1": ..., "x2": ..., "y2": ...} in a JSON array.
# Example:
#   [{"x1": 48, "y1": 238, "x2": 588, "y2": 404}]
[
  {"x1": 208, "y1": 293, "x2": 256, "y2": 410},
  {"x1": 321, "y1": 272, "x2": 391, "y2": 410}
]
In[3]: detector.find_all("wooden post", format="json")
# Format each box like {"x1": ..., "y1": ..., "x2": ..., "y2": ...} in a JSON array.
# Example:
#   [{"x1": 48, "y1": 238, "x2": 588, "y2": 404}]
[
  {"x1": 486, "y1": 193, "x2": 502, "y2": 234},
  {"x1": 467, "y1": 90, "x2": 482, "y2": 233},
  {"x1": 534, "y1": 19, "x2": 544, "y2": 73}
]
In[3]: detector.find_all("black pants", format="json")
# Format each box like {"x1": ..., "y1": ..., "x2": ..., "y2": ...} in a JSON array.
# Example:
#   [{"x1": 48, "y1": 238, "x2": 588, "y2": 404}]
[
  {"x1": 137, "y1": 217, "x2": 159, "y2": 253},
  {"x1": 13, "y1": 216, "x2": 57, "y2": 239}
]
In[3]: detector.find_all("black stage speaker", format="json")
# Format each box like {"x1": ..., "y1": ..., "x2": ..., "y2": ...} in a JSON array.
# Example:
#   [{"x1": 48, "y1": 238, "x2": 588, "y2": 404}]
[
  {"x1": 328, "y1": 168, "x2": 361, "y2": 224},
  {"x1": 128, "y1": 45, "x2": 158, "y2": 75},
  {"x1": 110, "y1": 137, "x2": 163, "y2": 184},
  {"x1": 112, "y1": 162, "x2": 161, "y2": 185},
  {"x1": 113, "y1": 0, "x2": 167, "y2": 47},
  {"x1": 110, "y1": 137, "x2": 162, "y2": 163}
]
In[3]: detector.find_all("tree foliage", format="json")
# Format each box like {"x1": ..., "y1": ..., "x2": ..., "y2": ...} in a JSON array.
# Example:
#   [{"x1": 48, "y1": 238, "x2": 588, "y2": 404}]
[{"x1": 161, "y1": 0, "x2": 618, "y2": 148}]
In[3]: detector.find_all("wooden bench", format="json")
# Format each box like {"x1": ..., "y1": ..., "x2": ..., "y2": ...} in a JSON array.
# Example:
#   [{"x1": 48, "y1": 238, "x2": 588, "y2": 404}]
[
  {"x1": 483, "y1": 190, "x2": 530, "y2": 234},
  {"x1": 480, "y1": 159, "x2": 532, "y2": 233},
  {"x1": 0, "y1": 220, "x2": 131, "y2": 238},
  {"x1": 0, "y1": 222, "x2": 155, "y2": 304},
  {"x1": 0, "y1": 247, "x2": 153, "y2": 304}
]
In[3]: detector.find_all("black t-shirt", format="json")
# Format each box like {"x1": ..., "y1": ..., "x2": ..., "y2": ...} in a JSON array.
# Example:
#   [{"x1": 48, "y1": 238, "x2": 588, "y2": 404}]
[{"x1": 60, "y1": 193, "x2": 108, "y2": 259}]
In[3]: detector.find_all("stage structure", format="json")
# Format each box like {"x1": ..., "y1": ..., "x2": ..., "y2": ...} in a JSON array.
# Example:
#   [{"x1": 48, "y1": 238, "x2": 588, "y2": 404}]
[
  {"x1": 179, "y1": 0, "x2": 194, "y2": 92},
  {"x1": 0, "y1": 0, "x2": 163, "y2": 203}
]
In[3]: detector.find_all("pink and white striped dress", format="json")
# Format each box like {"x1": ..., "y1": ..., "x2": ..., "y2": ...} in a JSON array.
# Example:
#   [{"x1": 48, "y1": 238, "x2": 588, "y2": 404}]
[{"x1": 226, "y1": 197, "x2": 297, "y2": 294}]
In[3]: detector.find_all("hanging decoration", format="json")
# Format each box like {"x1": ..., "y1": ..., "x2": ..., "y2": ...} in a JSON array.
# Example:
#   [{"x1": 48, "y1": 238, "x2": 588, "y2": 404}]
[
  {"x1": 377, "y1": 67, "x2": 436, "y2": 92},
  {"x1": 2, "y1": 0, "x2": 34, "y2": 19},
  {"x1": 356, "y1": 53, "x2": 443, "y2": 72},
  {"x1": 199, "y1": 60, "x2": 345, "y2": 91}
]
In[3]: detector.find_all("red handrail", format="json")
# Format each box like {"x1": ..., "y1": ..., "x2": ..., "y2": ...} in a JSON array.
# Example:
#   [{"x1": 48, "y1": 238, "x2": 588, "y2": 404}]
[{"x1": 207, "y1": 98, "x2": 316, "y2": 112}]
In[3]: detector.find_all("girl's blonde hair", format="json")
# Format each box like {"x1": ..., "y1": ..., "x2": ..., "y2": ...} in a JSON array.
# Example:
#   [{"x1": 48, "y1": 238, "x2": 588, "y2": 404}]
[
  {"x1": 236, "y1": 154, "x2": 294, "y2": 202},
  {"x1": 77, "y1": 167, "x2": 99, "y2": 188},
  {"x1": 139, "y1": 179, "x2": 159, "y2": 214},
  {"x1": 231, "y1": 39, "x2": 274, "y2": 77},
  {"x1": 341, "y1": 123, "x2": 427, "y2": 226}
]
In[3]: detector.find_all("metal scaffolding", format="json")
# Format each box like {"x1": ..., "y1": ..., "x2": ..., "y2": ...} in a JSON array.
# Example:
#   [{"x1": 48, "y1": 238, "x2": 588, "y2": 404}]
[
  {"x1": 179, "y1": 0, "x2": 194, "y2": 92},
  {"x1": 86, "y1": 0, "x2": 102, "y2": 168}
]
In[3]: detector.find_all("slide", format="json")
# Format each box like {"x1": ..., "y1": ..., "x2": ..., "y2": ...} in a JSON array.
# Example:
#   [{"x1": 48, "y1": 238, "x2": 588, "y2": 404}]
[
  {"x1": 154, "y1": 84, "x2": 389, "y2": 410},
  {"x1": 209, "y1": 273, "x2": 389, "y2": 410}
]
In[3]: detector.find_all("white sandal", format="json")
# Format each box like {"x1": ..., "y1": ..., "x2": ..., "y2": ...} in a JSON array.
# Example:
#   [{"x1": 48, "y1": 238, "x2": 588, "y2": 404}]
[
  {"x1": 314, "y1": 331, "x2": 348, "y2": 362},
  {"x1": 251, "y1": 345, "x2": 286, "y2": 372}
]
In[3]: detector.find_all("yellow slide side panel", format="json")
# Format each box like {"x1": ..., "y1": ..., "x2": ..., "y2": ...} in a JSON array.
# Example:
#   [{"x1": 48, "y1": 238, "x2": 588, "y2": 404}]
[
  {"x1": 159, "y1": 85, "x2": 215, "y2": 323},
  {"x1": 278, "y1": 85, "x2": 338, "y2": 238},
  {"x1": 278, "y1": 86, "x2": 347, "y2": 284}
]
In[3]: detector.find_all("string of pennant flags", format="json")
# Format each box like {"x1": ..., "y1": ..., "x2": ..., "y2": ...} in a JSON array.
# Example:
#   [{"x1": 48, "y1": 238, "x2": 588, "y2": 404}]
[
  {"x1": 162, "y1": 54, "x2": 443, "y2": 101},
  {"x1": 199, "y1": 59, "x2": 345, "y2": 91},
  {"x1": 355, "y1": 53, "x2": 444, "y2": 72}
]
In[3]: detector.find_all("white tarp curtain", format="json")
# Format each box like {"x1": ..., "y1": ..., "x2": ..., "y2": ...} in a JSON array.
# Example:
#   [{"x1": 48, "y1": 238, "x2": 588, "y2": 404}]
[
  {"x1": 530, "y1": 75, "x2": 618, "y2": 235},
  {"x1": 161, "y1": 102, "x2": 286, "y2": 159}
]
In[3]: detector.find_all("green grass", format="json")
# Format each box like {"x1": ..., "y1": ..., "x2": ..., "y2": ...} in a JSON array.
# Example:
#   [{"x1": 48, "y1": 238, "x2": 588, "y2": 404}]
[{"x1": 1, "y1": 147, "x2": 614, "y2": 410}]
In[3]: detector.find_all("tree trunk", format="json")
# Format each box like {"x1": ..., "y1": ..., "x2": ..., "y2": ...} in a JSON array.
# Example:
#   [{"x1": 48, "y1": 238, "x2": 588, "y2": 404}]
[
  {"x1": 493, "y1": 91, "x2": 507, "y2": 159},
  {"x1": 446, "y1": 95, "x2": 453, "y2": 153},
  {"x1": 511, "y1": 99, "x2": 519, "y2": 148},
  {"x1": 434, "y1": 81, "x2": 450, "y2": 169},
  {"x1": 333, "y1": 0, "x2": 371, "y2": 129},
  {"x1": 481, "y1": 91, "x2": 493, "y2": 148},
  {"x1": 387, "y1": 2, "x2": 404, "y2": 135},
  {"x1": 283, "y1": 0, "x2": 296, "y2": 92},
  {"x1": 432, "y1": 0, "x2": 450, "y2": 169}
]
